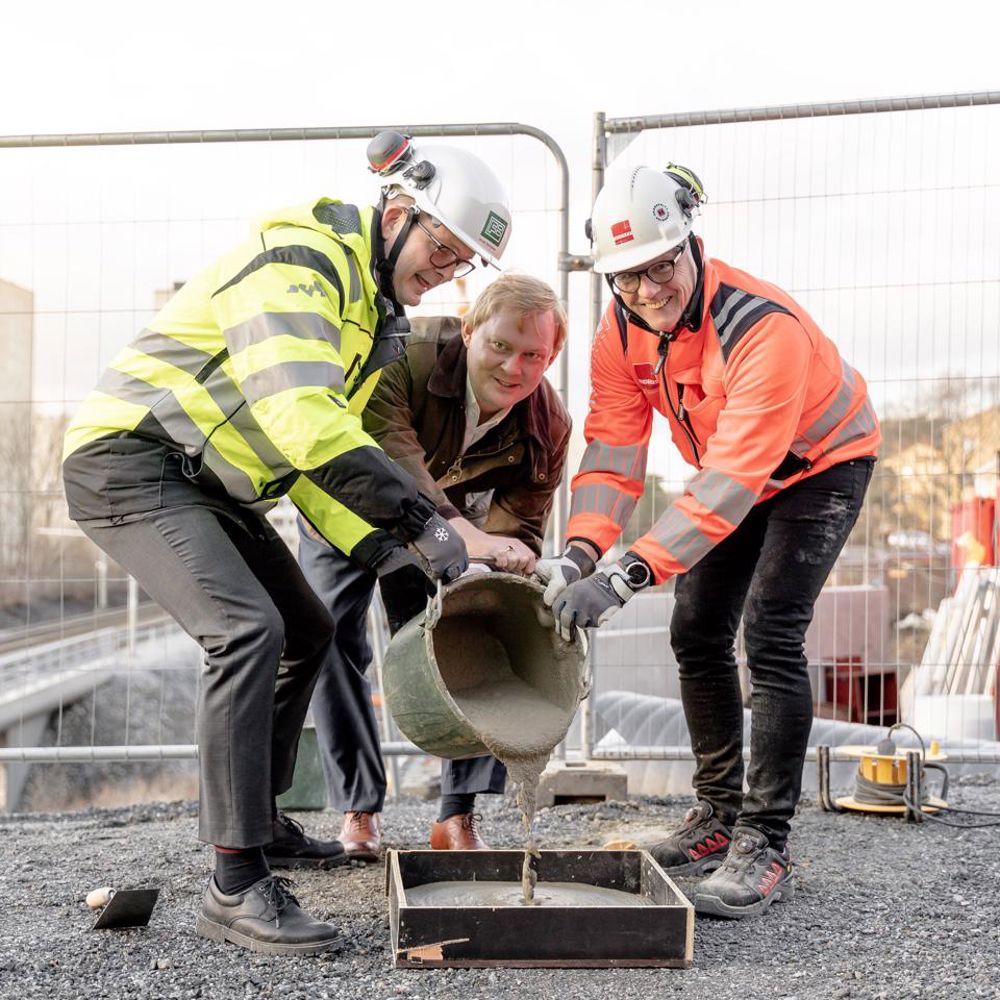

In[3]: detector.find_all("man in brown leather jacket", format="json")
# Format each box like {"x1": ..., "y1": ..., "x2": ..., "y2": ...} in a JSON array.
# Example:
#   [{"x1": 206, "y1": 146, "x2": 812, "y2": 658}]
[{"x1": 298, "y1": 273, "x2": 570, "y2": 857}]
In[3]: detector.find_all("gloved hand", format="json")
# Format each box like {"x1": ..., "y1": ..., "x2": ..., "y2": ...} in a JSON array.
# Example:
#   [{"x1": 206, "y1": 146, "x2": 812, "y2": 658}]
[
  {"x1": 408, "y1": 512, "x2": 469, "y2": 584},
  {"x1": 551, "y1": 553, "x2": 653, "y2": 642},
  {"x1": 533, "y1": 545, "x2": 597, "y2": 606}
]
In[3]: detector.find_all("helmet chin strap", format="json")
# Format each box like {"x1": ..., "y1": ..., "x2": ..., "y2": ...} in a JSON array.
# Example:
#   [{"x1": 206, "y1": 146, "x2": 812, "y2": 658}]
[
  {"x1": 609, "y1": 234, "x2": 705, "y2": 372},
  {"x1": 374, "y1": 200, "x2": 419, "y2": 303}
]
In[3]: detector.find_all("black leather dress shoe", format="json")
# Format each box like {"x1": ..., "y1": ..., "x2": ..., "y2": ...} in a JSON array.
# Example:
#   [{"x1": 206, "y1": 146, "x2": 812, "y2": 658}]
[
  {"x1": 196, "y1": 874, "x2": 339, "y2": 956},
  {"x1": 263, "y1": 812, "x2": 348, "y2": 870}
]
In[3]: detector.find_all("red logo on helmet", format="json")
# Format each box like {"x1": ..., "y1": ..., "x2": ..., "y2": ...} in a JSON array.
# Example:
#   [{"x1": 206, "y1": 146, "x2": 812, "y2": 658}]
[{"x1": 611, "y1": 220, "x2": 634, "y2": 245}]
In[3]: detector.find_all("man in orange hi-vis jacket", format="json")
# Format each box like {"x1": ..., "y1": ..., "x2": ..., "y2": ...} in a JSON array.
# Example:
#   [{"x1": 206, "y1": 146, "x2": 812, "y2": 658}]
[{"x1": 534, "y1": 164, "x2": 879, "y2": 920}]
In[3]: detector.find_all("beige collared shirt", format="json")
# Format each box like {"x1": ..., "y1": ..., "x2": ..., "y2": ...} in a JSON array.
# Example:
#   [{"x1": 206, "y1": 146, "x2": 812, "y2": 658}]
[{"x1": 462, "y1": 375, "x2": 512, "y2": 454}]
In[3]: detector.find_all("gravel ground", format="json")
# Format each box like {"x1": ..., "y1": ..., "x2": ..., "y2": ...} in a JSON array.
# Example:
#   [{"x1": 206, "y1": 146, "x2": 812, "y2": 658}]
[{"x1": 2, "y1": 780, "x2": 999, "y2": 1000}]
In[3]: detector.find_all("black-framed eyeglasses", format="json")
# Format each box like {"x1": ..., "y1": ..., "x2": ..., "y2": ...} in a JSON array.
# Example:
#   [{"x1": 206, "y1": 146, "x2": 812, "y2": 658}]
[
  {"x1": 610, "y1": 245, "x2": 687, "y2": 293},
  {"x1": 414, "y1": 216, "x2": 477, "y2": 278}
]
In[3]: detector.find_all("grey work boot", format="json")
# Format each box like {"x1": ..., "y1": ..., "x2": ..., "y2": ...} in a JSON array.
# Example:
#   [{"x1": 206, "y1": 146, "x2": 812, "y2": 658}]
[
  {"x1": 693, "y1": 826, "x2": 794, "y2": 919},
  {"x1": 649, "y1": 800, "x2": 733, "y2": 875},
  {"x1": 263, "y1": 812, "x2": 348, "y2": 870},
  {"x1": 196, "y1": 874, "x2": 339, "y2": 956}
]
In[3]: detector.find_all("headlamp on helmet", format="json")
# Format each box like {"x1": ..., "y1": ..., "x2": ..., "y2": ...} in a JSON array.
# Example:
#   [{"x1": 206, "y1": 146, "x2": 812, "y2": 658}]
[{"x1": 366, "y1": 131, "x2": 512, "y2": 268}]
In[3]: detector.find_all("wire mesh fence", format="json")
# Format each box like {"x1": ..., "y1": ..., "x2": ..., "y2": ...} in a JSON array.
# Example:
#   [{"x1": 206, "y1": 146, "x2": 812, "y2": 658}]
[
  {"x1": 0, "y1": 123, "x2": 569, "y2": 808},
  {"x1": 586, "y1": 92, "x2": 1000, "y2": 777},
  {"x1": 2, "y1": 95, "x2": 999, "y2": 811}
]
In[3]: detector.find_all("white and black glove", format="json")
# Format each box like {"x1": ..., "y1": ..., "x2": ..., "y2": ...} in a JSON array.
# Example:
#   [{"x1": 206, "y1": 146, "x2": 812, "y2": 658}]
[
  {"x1": 551, "y1": 553, "x2": 653, "y2": 642},
  {"x1": 533, "y1": 545, "x2": 597, "y2": 606},
  {"x1": 408, "y1": 512, "x2": 469, "y2": 584}
]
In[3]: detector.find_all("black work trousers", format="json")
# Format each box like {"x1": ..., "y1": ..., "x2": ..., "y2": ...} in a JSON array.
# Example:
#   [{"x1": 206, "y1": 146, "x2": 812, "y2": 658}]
[
  {"x1": 297, "y1": 523, "x2": 506, "y2": 813},
  {"x1": 79, "y1": 505, "x2": 335, "y2": 848},
  {"x1": 669, "y1": 458, "x2": 874, "y2": 849}
]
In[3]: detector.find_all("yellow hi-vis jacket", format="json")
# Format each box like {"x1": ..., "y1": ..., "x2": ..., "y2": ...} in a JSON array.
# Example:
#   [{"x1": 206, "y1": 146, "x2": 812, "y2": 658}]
[{"x1": 62, "y1": 199, "x2": 436, "y2": 564}]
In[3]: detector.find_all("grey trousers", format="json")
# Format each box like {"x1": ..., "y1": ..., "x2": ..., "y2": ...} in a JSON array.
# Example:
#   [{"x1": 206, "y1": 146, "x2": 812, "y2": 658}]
[
  {"x1": 80, "y1": 505, "x2": 334, "y2": 847},
  {"x1": 297, "y1": 521, "x2": 506, "y2": 812}
]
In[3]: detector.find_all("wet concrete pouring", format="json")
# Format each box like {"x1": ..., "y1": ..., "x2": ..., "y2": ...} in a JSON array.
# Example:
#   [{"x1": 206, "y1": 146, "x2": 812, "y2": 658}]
[
  {"x1": 3, "y1": 780, "x2": 999, "y2": 999},
  {"x1": 427, "y1": 579, "x2": 584, "y2": 907}
]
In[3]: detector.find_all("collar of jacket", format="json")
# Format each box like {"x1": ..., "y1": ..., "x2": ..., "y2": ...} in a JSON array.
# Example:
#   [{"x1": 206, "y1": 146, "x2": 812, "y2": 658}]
[{"x1": 426, "y1": 333, "x2": 552, "y2": 453}]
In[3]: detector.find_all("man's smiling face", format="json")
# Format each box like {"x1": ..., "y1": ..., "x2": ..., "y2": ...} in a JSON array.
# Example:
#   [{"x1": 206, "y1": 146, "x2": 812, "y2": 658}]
[
  {"x1": 617, "y1": 242, "x2": 696, "y2": 332},
  {"x1": 462, "y1": 306, "x2": 558, "y2": 420}
]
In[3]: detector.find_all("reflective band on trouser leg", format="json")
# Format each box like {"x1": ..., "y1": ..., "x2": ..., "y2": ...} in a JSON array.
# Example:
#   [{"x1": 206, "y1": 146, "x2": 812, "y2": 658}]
[
  {"x1": 577, "y1": 439, "x2": 649, "y2": 479},
  {"x1": 687, "y1": 468, "x2": 758, "y2": 527}
]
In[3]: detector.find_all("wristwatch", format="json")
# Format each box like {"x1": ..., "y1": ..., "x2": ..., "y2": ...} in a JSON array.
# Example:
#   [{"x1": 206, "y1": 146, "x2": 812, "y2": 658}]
[{"x1": 619, "y1": 552, "x2": 653, "y2": 591}]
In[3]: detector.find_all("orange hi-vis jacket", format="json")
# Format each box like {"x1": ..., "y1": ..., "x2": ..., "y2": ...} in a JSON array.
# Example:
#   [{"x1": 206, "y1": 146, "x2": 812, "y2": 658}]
[{"x1": 566, "y1": 252, "x2": 880, "y2": 585}]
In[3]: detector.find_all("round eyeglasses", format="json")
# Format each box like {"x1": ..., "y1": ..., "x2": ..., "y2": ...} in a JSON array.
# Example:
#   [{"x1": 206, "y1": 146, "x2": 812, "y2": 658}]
[
  {"x1": 414, "y1": 217, "x2": 477, "y2": 278},
  {"x1": 610, "y1": 245, "x2": 686, "y2": 293}
]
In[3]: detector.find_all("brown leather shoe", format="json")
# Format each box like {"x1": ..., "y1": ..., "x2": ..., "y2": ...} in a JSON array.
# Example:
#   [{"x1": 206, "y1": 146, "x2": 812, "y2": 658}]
[
  {"x1": 338, "y1": 811, "x2": 381, "y2": 862},
  {"x1": 430, "y1": 812, "x2": 490, "y2": 850}
]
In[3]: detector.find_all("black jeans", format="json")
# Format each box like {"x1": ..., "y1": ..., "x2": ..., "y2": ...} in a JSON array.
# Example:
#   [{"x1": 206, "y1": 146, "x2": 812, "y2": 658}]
[{"x1": 670, "y1": 458, "x2": 875, "y2": 848}]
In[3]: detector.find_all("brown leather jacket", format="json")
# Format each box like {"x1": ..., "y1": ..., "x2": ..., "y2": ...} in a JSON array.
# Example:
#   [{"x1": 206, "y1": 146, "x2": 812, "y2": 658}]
[{"x1": 362, "y1": 316, "x2": 571, "y2": 554}]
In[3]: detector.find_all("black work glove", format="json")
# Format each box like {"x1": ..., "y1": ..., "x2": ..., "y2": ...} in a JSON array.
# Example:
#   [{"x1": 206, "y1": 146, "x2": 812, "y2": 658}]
[{"x1": 407, "y1": 512, "x2": 469, "y2": 584}]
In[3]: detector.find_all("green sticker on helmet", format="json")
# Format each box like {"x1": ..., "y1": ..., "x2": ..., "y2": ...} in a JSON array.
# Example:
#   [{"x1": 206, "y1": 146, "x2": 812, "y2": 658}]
[{"x1": 480, "y1": 210, "x2": 508, "y2": 249}]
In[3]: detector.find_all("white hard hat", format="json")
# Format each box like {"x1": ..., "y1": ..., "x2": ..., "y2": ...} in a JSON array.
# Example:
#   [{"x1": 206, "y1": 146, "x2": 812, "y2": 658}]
[
  {"x1": 590, "y1": 164, "x2": 706, "y2": 274},
  {"x1": 367, "y1": 132, "x2": 512, "y2": 267}
]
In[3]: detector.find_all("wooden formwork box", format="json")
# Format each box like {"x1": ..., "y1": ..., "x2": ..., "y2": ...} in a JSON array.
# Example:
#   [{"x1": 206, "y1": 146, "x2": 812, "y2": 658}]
[{"x1": 386, "y1": 849, "x2": 693, "y2": 969}]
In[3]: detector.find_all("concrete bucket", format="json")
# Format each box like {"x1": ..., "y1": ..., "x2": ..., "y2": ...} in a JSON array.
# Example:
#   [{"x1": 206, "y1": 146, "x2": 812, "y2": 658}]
[{"x1": 381, "y1": 573, "x2": 588, "y2": 760}]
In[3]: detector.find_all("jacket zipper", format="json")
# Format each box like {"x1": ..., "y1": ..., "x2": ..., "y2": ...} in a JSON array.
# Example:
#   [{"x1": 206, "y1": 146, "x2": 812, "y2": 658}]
[{"x1": 660, "y1": 361, "x2": 700, "y2": 465}]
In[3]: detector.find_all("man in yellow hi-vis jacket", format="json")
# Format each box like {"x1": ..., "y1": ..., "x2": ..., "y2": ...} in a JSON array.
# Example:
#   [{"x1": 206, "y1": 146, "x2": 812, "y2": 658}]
[{"x1": 62, "y1": 133, "x2": 512, "y2": 956}]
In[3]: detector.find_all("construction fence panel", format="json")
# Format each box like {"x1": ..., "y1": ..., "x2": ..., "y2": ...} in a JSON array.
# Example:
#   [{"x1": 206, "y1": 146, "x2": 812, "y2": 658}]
[
  {"x1": 0, "y1": 124, "x2": 568, "y2": 810},
  {"x1": 586, "y1": 93, "x2": 1000, "y2": 782}
]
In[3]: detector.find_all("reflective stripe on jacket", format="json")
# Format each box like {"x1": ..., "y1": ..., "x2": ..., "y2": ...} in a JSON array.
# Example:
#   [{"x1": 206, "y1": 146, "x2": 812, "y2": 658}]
[
  {"x1": 566, "y1": 252, "x2": 880, "y2": 584},
  {"x1": 63, "y1": 199, "x2": 433, "y2": 558}
]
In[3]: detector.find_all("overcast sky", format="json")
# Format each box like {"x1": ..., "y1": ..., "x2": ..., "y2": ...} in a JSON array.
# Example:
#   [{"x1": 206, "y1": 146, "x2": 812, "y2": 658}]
[
  {"x1": 3, "y1": 0, "x2": 998, "y2": 485},
  {"x1": 4, "y1": 0, "x2": 996, "y2": 137},
  {"x1": 6, "y1": 1, "x2": 997, "y2": 139}
]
